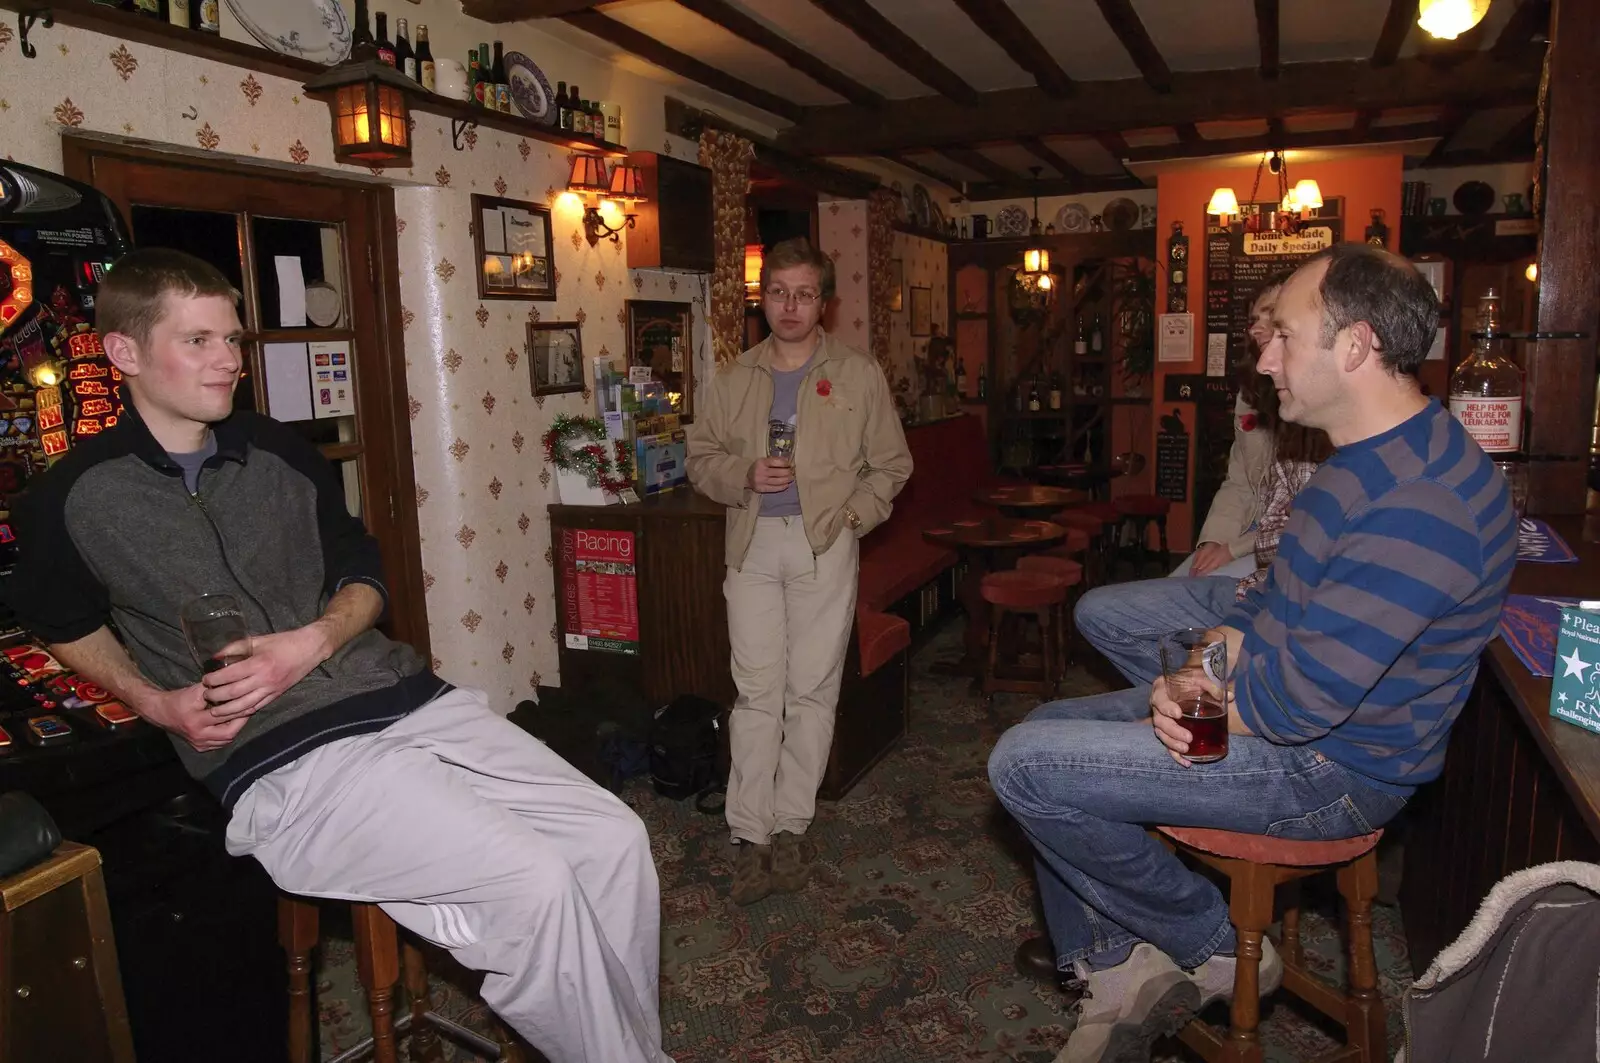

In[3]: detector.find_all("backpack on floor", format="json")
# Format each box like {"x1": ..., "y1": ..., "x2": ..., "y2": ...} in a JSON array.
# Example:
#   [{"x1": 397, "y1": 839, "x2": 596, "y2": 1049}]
[{"x1": 648, "y1": 695, "x2": 728, "y2": 811}]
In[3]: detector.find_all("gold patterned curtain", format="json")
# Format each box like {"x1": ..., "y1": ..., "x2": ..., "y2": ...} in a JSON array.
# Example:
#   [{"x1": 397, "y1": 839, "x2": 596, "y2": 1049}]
[
  {"x1": 867, "y1": 189, "x2": 896, "y2": 371},
  {"x1": 698, "y1": 129, "x2": 756, "y2": 366}
]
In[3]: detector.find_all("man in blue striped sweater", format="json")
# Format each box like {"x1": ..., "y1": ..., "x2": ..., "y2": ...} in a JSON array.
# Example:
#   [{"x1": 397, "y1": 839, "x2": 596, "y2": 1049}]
[{"x1": 989, "y1": 243, "x2": 1516, "y2": 1063}]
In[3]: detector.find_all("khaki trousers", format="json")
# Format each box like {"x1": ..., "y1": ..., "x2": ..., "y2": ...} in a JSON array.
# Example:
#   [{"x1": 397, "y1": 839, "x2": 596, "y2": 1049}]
[{"x1": 723, "y1": 515, "x2": 859, "y2": 845}]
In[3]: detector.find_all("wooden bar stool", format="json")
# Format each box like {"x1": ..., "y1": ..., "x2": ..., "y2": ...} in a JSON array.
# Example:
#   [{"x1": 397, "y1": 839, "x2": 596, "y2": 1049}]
[
  {"x1": 1017, "y1": 554, "x2": 1083, "y2": 676},
  {"x1": 279, "y1": 895, "x2": 517, "y2": 1063},
  {"x1": 979, "y1": 569, "x2": 1069, "y2": 704},
  {"x1": 1114, "y1": 494, "x2": 1173, "y2": 575},
  {"x1": 1062, "y1": 502, "x2": 1122, "y2": 581},
  {"x1": 1153, "y1": 826, "x2": 1387, "y2": 1063}
]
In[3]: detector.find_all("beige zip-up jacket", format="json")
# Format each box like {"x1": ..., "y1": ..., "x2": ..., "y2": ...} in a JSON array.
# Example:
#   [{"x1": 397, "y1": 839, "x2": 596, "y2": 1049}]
[
  {"x1": 1196, "y1": 393, "x2": 1275, "y2": 558},
  {"x1": 686, "y1": 330, "x2": 913, "y2": 570}
]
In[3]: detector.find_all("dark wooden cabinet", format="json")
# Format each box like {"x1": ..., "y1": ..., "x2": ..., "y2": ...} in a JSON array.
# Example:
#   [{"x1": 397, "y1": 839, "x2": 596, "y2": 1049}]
[{"x1": 625, "y1": 152, "x2": 715, "y2": 274}]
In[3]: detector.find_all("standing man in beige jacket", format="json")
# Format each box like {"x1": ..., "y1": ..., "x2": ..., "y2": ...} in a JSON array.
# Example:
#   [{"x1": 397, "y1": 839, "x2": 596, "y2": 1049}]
[{"x1": 686, "y1": 237, "x2": 912, "y2": 905}]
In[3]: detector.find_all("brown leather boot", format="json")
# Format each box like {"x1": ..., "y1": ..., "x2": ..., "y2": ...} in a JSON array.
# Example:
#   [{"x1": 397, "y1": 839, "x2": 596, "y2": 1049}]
[
  {"x1": 770, "y1": 831, "x2": 812, "y2": 893},
  {"x1": 730, "y1": 842, "x2": 772, "y2": 905}
]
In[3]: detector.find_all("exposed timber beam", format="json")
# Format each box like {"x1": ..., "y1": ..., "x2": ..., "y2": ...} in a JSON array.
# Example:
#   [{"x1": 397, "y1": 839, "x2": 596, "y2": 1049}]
[
  {"x1": 1492, "y1": 0, "x2": 1550, "y2": 57},
  {"x1": 950, "y1": 0, "x2": 1074, "y2": 98},
  {"x1": 671, "y1": 0, "x2": 885, "y2": 107},
  {"x1": 881, "y1": 152, "x2": 964, "y2": 192},
  {"x1": 1419, "y1": 106, "x2": 1472, "y2": 166},
  {"x1": 1255, "y1": 0, "x2": 1280, "y2": 78},
  {"x1": 1019, "y1": 137, "x2": 1089, "y2": 186},
  {"x1": 662, "y1": 97, "x2": 879, "y2": 198},
  {"x1": 461, "y1": 0, "x2": 608, "y2": 20},
  {"x1": 1093, "y1": 0, "x2": 1172, "y2": 92},
  {"x1": 806, "y1": 0, "x2": 980, "y2": 104},
  {"x1": 941, "y1": 146, "x2": 1017, "y2": 183},
  {"x1": 964, "y1": 173, "x2": 1146, "y2": 201},
  {"x1": 1372, "y1": 0, "x2": 1419, "y2": 66},
  {"x1": 1120, "y1": 120, "x2": 1445, "y2": 163}
]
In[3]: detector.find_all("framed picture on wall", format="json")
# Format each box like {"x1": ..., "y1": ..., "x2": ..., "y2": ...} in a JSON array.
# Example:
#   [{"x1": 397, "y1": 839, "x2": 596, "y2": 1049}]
[
  {"x1": 890, "y1": 259, "x2": 904, "y2": 312},
  {"x1": 625, "y1": 299, "x2": 694, "y2": 418},
  {"x1": 909, "y1": 285, "x2": 932, "y2": 337},
  {"x1": 528, "y1": 321, "x2": 585, "y2": 397},
  {"x1": 473, "y1": 194, "x2": 556, "y2": 301}
]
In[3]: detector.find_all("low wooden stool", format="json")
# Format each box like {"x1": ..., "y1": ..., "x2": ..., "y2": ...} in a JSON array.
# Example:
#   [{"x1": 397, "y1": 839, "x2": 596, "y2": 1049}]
[
  {"x1": 1114, "y1": 494, "x2": 1173, "y2": 575},
  {"x1": 1017, "y1": 554, "x2": 1084, "y2": 676},
  {"x1": 1154, "y1": 826, "x2": 1387, "y2": 1063},
  {"x1": 1061, "y1": 502, "x2": 1122, "y2": 580},
  {"x1": 979, "y1": 569, "x2": 1069, "y2": 703},
  {"x1": 279, "y1": 895, "x2": 518, "y2": 1063}
]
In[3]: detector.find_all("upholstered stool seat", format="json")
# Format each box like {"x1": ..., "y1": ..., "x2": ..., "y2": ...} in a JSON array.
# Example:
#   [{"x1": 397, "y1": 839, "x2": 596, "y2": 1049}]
[
  {"x1": 1114, "y1": 493, "x2": 1173, "y2": 575},
  {"x1": 979, "y1": 570, "x2": 1069, "y2": 701},
  {"x1": 1018, "y1": 555, "x2": 1084, "y2": 676},
  {"x1": 980, "y1": 569, "x2": 1068, "y2": 609},
  {"x1": 1017, "y1": 555, "x2": 1083, "y2": 584},
  {"x1": 1153, "y1": 825, "x2": 1387, "y2": 1063}
]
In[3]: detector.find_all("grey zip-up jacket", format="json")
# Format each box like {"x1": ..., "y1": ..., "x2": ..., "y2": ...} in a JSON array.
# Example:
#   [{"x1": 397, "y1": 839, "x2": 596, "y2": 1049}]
[{"x1": 4, "y1": 403, "x2": 447, "y2": 808}]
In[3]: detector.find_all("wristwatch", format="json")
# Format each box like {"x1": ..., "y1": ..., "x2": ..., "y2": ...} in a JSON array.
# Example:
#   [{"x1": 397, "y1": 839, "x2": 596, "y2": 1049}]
[{"x1": 842, "y1": 506, "x2": 863, "y2": 532}]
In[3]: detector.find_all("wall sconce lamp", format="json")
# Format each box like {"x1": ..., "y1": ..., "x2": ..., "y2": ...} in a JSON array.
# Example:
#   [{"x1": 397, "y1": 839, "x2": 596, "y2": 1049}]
[
  {"x1": 302, "y1": 0, "x2": 415, "y2": 167},
  {"x1": 567, "y1": 156, "x2": 646, "y2": 247},
  {"x1": 1206, "y1": 187, "x2": 1240, "y2": 228}
]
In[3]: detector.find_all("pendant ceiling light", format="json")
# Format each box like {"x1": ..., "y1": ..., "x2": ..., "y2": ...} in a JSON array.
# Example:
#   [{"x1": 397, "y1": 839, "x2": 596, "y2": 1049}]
[
  {"x1": 1018, "y1": 167, "x2": 1054, "y2": 294},
  {"x1": 1418, "y1": 0, "x2": 1492, "y2": 40}
]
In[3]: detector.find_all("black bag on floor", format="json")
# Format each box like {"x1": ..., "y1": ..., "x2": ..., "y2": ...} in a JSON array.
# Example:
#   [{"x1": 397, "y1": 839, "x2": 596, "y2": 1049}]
[{"x1": 648, "y1": 695, "x2": 728, "y2": 809}]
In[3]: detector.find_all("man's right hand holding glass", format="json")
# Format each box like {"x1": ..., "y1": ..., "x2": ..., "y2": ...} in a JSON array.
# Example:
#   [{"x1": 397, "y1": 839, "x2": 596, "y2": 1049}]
[{"x1": 748, "y1": 456, "x2": 794, "y2": 493}]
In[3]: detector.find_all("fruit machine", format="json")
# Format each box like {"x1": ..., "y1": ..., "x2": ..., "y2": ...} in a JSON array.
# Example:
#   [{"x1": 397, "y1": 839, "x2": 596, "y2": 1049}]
[{"x1": 0, "y1": 162, "x2": 289, "y2": 1062}]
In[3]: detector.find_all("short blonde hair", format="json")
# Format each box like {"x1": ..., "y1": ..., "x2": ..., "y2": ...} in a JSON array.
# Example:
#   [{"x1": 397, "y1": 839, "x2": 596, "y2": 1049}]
[
  {"x1": 98, "y1": 248, "x2": 241, "y2": 348},
  {"x1": 760, "y1": 237, "x2": 835, "y2": 302}
]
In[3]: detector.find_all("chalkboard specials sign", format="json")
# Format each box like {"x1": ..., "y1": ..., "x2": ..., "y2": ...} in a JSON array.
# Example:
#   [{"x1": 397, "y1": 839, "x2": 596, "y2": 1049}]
[{"x1": 1156, "y1": 408, "x2": 1190, "y2": 503}]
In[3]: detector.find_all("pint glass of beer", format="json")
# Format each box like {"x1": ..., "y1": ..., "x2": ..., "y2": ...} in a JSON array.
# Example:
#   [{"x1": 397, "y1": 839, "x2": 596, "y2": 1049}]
[{"x1": 1158, "y1": 628, "x2": 1228, "y2": 762}]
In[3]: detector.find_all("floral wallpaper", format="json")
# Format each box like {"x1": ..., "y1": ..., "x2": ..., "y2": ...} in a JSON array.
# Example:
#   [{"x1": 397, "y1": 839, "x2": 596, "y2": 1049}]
[
  {"x1": 889, "y1": 232, "x2": 950, "y2": 405},
  {"x1": 0, "y1": 19, "x2": 733, "y2": 707},
  {"x1": 818, "y1": 198, "x2": 869, "y2": 353}
]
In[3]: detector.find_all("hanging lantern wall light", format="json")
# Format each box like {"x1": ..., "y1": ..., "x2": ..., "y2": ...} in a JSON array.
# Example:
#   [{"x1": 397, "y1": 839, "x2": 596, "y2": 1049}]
[
  {"x1": 302, "y1": 0, "x2": 415, "y2": 167},
  {"x1": 1017, "y1": 167, "x2": 1054, "y2": 296}
]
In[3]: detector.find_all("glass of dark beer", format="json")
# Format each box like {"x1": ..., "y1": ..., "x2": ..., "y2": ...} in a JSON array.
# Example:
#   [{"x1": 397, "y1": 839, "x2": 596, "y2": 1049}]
[
  {"x1": 1158, "y1": 628, "x2": 1228, "y2": 762},
  {"x1": 181, "y1": 594, "x2": 252, "y2": 675}
]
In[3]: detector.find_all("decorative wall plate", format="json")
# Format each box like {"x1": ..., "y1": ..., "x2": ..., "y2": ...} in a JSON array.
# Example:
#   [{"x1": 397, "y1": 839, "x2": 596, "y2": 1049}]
[
  {"x1": 994, "y1": 205, "x2": 1030, "y2": 237},
  {"x1": 1054, "y1": 202, "x2": 1089, "y2": 233},
  {"x1": 1453, "y1": 180, "x2": 1495, "y2": 217},
  {"x1": 224, "y1": 0, "x2": 352, "y2": 66},
  {"x1": 506, "y1": 52, "x2": 555, "y2": 125},
  {"x1": 1103, "y1": 197, "x2": 1140, "y2": 231}
]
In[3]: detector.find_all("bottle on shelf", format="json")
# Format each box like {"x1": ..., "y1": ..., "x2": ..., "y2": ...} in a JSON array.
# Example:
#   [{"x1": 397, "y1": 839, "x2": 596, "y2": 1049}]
[
  {"x1": 556, "y1": 82, "x2": 572, "y2": 130},
  {"x1": 1449, "y1": 289, "x2": 1527, "y2": 514},
  {"x1": 1048, "y1": 373, "x2": 1062, "y2": 411},
  {"x1": 570, "y1": 87, "x2": 586, "y2": 134},
  {"x1": 192, "y1": 0, "x2": 218, "y2": 32},
  {"x1": 956, "y1": 359, "x2": 968, "y2": 399},
  {"x1": 1074, "y1": 317, "x2": 1088, "y2": 357},
  {"x1": 375, "y1": 14, "x2": 396, "y2": 67},
  {"x1": 491, "y1": 41, "x2": 510, "y2": 114},
  {"x1": 166, "y1": 0, "x2": 189, "y2": 29},
  {"x1": 977, "y1": 364, "x2": 988, "y2": 400},
  {"x1": 394, "y1": 19, "x2": 415, "y2": 80},
  {"x1": 476, "y1": 43, "x2": 492, "y2": 107},
  {"x1": 1027, "y1": 380, "x2": 1041, "y2": 412},
  {"x1": 591, "y1": 100, "x2": 606, "y2": 141},
  {"x1": 415, "y1": 25, "x2": 435, "y2": 90},
  {"x1": 1091, "y1": 313, "x2": 1104, "y2": 353}
]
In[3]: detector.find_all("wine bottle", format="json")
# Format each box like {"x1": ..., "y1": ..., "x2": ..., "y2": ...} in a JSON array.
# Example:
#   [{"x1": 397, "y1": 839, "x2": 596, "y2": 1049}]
[
  {"x1": 555, "y1": 82, "x2": 572, "y2": 131},
  {"x1": 491, "y1": 42, "x2": 510, "y2": 114},
  {"x1": 1074, "y1": 317, "x2": 1087, "y2": 356},
  {"x1": 477, "y1": 43, "x2": 491, "y2": 107},
  {"x1": 1091, "y1": 313, "x2": 1103, "y2": 353},
  {"x1": 977, "y1": 364, "x2": 988, "y2": 400},
  {"x1": 956, "y1": 359, "x2": 968, "y2": 399},
  {"x1": 394, "y1": 19, "x2": 414, "y2": 80},
  {"x1": 470, "y1": 51, "x2": 486, "y2": 108},
  {"x1": 415, "y1": 25, "x2": 434, "y2": 90},
  {"x1": 570, "y1": 87, "x2": 586, "y2": 134},
  {"x1": 375, "y1": 14, "x2": 395, "y2": 67},
  {"x1": 590, "y1": 99, "x2": 605, "y2": 140}
]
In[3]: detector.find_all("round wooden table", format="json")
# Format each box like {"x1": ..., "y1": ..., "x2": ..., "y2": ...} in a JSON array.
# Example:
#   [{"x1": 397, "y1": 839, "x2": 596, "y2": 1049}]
[
  {"x1": 923, "y1": 517, "x2": 1067, "y2": 672},
  {"x1": 974, "y1": 484, "x2": 1087, "y2": 517}
]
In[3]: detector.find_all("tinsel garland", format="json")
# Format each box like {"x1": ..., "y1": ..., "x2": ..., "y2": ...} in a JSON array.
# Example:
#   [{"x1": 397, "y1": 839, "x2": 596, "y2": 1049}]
[{"x1": 541, "y1": 414, "x2": 634, "y2": 494}]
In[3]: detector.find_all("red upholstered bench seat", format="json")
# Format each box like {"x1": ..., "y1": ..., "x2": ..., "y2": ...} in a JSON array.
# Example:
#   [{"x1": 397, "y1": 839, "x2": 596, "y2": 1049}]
[{"x1": 856, "y1": 607, "x2": 911, "y2": 677}]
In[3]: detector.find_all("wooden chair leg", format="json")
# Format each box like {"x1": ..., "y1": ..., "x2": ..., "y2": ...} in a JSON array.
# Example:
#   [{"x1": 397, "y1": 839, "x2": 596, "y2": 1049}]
[
  {"x1": 983, "y1": 607, "x2": 1003, "y2": 703},
  {"x1": 1337, "y1": 854, "x2": 1388, "y2": 1063},
  {"x1": 1222, "y1": 861, "x2": 1275, "y2": 1063},
  {"x1": 351, "y1": 904, "x2": 402, "y2": 1063},
  {"x1": 277, "y1": 896, "x2": 319, "y2": 1063},
  {"x1": 1280, "y1": 882, "x2": 1304, "y2": 968},
  {"x1": 402, "y1": 940, "x2": 445, "y2": 1063},
  {"x1": 1038, "y1": 606, "x2": 1057, "y2": 696}
]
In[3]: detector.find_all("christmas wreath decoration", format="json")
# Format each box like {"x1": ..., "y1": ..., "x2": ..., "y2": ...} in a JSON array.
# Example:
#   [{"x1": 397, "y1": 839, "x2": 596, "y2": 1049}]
[{"x1": 541, "y1": 414, "x2": 635, "y2": 495}]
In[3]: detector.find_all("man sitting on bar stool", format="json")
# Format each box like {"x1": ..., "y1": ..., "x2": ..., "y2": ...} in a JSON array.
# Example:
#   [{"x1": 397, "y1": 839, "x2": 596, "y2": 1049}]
[
  {"x1": 987, "y1": 244, "x2": 1516, "y2": 1063},
  {"x1": 3, "y1": 249, "x2": 672, "y2": 1063}
]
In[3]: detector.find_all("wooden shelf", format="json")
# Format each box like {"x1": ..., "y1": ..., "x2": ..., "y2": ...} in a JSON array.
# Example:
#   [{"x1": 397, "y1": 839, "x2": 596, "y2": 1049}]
[
  {"x1": 319, "y1": 442, "x2": 364, "y2": 462},
  {"x1": 0, "y1": 0, "x2": 626, "y2": 158}
]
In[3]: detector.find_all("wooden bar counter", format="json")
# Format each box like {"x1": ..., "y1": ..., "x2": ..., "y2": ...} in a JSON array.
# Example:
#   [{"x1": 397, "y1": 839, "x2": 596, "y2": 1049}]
[{"x1": 1400, "y1": 514, "x2": 1600, "y2": 972}]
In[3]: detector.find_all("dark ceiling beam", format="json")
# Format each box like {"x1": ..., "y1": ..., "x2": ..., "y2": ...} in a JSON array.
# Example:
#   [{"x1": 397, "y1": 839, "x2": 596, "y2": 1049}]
[
  {"x1": 941, "y1": 146, "x2": 1017, "y2": 183},
  {"x1": 1372, "y1": 0, "x2": 1420, "y2": 66},
  {"x1": 671, "y1": 0, "x2": 885, "y2": 107},
  {"x1": 1419, "y1": 106, "x2": 1472, "y2": 166},
  {"x1": 1492, "y1": 0, "x2": 1551, "y2": 57},
  {"x1": 662, "y1": 97, "x2": 880, "y2": 198},
  {"x1": 1176, "y1": 122, "x2": 1202, "y2": 144},
  {"x1": 882, "y1": 152, "x2": 963, "y2": 191},
  {"x1": 1491, "y1": 108, "x2": 1539, "y2": 156},
  {"x1": 776, "y1": 48, "x2": 1544, "y2": 155},
  {"x1": 950, "y1": 0, "x2": 1074, "y2": 98},
  {"x1": 1121, "y1": 119, "x2": 1445, "y2": 163},
  {"x1": 1093, "y1": 0, "x2": 1172, "y2": 92},
  {"x1": 1350, "y1": 111, "x2": 1373, "y2": 140},
  {"x1": 1019, "y1": 136, "x2": 1089, "y2": 185},
  {"x1": 461, "y1": 0, "x2": 608, "y2": 20},
  {"x1": 965, "y1": 172, "x2": 1145, "y2": 201},
  {"x1": 561, "y1": 10, "x2": 805, "y2": 121},
  {"x1": 1267, "y1": 115, "x2": 1286, "y2": 143},
  {"x1": 806, "y1": 0, "x2": 980, "y2": 104},
  {"x1": 1255, "y1": 0, "x2": 1280, "y2": 78}
]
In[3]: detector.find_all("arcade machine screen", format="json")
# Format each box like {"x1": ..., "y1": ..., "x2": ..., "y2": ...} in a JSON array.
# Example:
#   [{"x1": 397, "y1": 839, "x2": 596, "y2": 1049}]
[{"x1": 0, "y1": 161, "x2": 156, "y2": 782}]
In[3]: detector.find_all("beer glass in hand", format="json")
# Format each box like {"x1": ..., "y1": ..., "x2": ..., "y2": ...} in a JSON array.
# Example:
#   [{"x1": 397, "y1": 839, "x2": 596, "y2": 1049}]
[
  {"x1": 181, "y1": 594, "x2": 253, "y2": 676},
  {"x1": 768, "y1": 419, "x2": 796, "y2": 464},
  {"x1": 1158, "y1": 628, "x2": 1228, "y2": 762}
]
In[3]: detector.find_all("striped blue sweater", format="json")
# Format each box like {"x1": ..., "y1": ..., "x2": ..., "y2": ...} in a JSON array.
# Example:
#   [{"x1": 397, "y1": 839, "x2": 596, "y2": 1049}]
[{"x1": 1223, "y1": 400, "x2": 1516, "y2": 794}]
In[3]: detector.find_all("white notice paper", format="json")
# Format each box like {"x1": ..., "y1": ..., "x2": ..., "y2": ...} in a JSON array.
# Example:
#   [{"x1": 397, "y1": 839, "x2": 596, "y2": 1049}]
[
  {"x1": 263, "y1": 342, "x2": 313, "y2": 422},
  {"x1": 505, "y1": 208, "x2": 540, "y2": 254},
  {"x1": 308, "y1": 341, "x2": 356, "y2": 418},
  {"x1": 1425, "y1": 326, "x2": 1448, "y2": 362},
  {"x1": 1205, "y1": 334, "x2": 1229, "y2": 377},
  {"x1": 274, "y1": 256, "x2": 307, "y2": 328},
  {"x1": 1157, "y1": 313, "x2": 1192, "y2": 363},
  {"x1": 481, "y1": 207, "x2": 507, "y2": 254}
]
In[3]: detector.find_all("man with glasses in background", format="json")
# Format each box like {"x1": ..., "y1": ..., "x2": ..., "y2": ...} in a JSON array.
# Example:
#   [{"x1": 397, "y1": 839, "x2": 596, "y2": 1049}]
[{"x1": 687, "y1": 237, "x2": 912, "y2": 905}]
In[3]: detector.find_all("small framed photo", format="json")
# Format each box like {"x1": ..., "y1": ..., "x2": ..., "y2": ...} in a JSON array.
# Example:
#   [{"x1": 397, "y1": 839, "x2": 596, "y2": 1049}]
[
  {"x1": 473, "y1": 194, "x2": 556, "y2": 302},
  {"x1": 909, "y1": 284, "x2": 932, "y2": 337},
  {"x1": 528, "y1": 321, "x2": 585, "y2": 397},
  {"x1": 889, "y1": 259, "x2": 904, "y2": 312}
]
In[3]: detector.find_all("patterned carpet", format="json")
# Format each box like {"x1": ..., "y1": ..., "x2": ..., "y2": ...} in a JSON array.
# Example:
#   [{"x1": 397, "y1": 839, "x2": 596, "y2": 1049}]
[{"x1": 316, "y1": 622, "x2": 1415, "y2": 1062}]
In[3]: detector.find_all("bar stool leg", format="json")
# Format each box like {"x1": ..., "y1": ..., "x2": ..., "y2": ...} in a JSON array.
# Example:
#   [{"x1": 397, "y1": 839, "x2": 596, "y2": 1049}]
[
  {"x1": 351, "y1": 904, "x2": 403, "y2": 1063},
  {"x1": 402, "y1": 940, "x2": 445, "y2": 1063},
  {"x1": 277, "y1": 896, "x2": 319, "y2": 1063},
  {"x1": 1280, "y1": 882, "x2": 1304, "y2": 967},
  {"x1": 1157, "y1": 516, "x2": 1170, "y2": 573},
  {"x1": 1337, "y1": 854, "x2": 1388, "y2": 1063},
  {"x1": 1038, "y1": 606, "x2": 1057, "y2": 696},
  {"x1": 1223, "y1": 861, "x2": 1275, "y2": 1063},
  {"x1": 983, "y1": 606, "x2": 1003, "y2": 706}
]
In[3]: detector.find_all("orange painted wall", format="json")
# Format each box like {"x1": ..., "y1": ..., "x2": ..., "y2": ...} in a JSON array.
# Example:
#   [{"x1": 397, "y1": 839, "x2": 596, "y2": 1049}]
[{"x1": 1154, "y1": 155, "x2": 1404, "y2": 552}]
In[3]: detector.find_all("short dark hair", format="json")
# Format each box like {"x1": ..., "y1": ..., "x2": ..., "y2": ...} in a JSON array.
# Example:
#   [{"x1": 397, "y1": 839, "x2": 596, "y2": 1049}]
[
  {"x1": 1307, "y1": 243, "x2": 1439, "y2": 376},
  {"x1": 760, "y1": 237, "x2": 836, "y2": 302},
  {"x1": 97, "y1": 248, "x2": 241, "y2": 348}
]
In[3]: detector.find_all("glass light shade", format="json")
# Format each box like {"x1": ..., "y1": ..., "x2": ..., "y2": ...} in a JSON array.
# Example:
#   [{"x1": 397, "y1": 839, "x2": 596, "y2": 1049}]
[
  {"x1": 1207, "y1": 187, "x2": 1240, "y2": 218},
  {"x1": 1417, "y1": 0, "x2": 1491, "y2": 39},
  {"x1": 1280, "y1": 190, "x2": 1300, "y2": 214},
  {"x1": 1525, "y1": 262, "x2": 1539, "y2": 282},
  {"x1": 329, "y1": 80, "x2": 410, "y2": 165},
  {"x1": 1292, "y1": 179, "x2": 1324, "y2": 210},
  {"x1": 1022, "y1": 247, "x2": 1050, "y2": 274},
  {"x1": 1035, "y1": 273, "x2": 1053, "y2": 291},
  {"x1": 743, "y1": 244, "x2": 763, "y2": 287},
  {"x1": 567, "y1": 154, "x2": 610, "y2": 195},
  {"x1": 607, "y1": 163, "x2": 646, "y2": 203}
]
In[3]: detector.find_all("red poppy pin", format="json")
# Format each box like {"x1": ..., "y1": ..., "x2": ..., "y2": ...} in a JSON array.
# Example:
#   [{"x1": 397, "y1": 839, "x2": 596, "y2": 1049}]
[
  {"x1": 817, "y1": 379, "x2": 832, "y2": 397},
  {"x1": 1239, "y1": 413, "x2": 1258, "y2": 432}
]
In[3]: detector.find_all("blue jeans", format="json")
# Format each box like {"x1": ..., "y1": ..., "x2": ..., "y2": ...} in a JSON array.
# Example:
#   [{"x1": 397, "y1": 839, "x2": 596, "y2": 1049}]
[
  {"x1": 987, "y1": 688, "x2": 1410, "y2": 972},
  {"x1": 1074, "y1": 576, "x2": 1241, "y2": 685}
]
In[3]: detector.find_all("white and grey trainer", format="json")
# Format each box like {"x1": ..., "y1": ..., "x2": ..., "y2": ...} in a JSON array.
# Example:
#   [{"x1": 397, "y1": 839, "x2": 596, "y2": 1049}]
[{"x1": 1056, "y1": 943, "x2": 1201, "y2": 1063}]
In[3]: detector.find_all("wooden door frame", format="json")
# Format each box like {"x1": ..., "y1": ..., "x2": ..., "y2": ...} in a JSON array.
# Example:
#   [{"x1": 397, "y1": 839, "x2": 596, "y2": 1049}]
[{"x1": 60, "y1": 136, "x2": 430, "y2": 658}]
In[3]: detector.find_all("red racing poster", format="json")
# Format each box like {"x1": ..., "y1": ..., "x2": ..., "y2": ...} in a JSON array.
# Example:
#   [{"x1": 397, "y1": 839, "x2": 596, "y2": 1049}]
[{"x1": 559, "y1": 527, "x2": 639, "y2": 655}]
